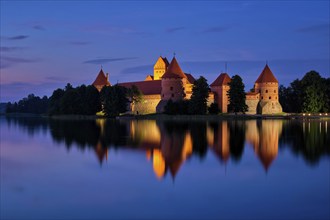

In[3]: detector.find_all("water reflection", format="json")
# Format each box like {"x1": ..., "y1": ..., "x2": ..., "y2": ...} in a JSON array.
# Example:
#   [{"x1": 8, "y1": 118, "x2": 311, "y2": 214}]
[
  {"x1": 246, "y1": 120, "x2": 283, "y2": 170},
  {"x1": 4, "y1": 116, "x2": 330, "y2": 178}
]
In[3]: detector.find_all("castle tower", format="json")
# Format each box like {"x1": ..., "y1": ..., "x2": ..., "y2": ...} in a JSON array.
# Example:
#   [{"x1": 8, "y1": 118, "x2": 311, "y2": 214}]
[
  {"x1": 254, "y1": 64, "x2": 282, "y2": 114},
  {"x1": 161, "y1": 57, "x2": 187, "y2": 101},
  {"x1": 92, "y1": 69, "x2": 111, "y2": 92},
  {"x1": 153, "y1": 56, "x2": 169, "y2": 80},
  {"x1": 210, "y1": 73, "x2": 231, "y2": 113}
]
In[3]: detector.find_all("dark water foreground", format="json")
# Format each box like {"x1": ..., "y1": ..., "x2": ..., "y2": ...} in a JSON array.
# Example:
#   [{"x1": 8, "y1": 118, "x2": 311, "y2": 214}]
[{"x1": 1, "y1": 116, "x2": 329, "y2": 219}]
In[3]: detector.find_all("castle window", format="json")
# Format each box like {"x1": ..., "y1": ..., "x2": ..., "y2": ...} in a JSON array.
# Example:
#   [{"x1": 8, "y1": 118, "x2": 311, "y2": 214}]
[
  {"x1": 171, "y1": 93, "x2": 174, "y2": 98},
  {"x1": 162, "y1": 94, "x2": 164, "y2": 97},
  {"x1": 274, "y1": 90, "x2": 276, "y2": 93},
  {"x1": 269, "y1": 96, "x2": 271, "y2": 99},
  {"x1": 261, "y1": 96, "x2": 263, "y2": 99},
  {"x1": 170, "y1": 86, "x2": 173, "y2": 91},
  {"x1": 266, "y1": 90, "x2": 268, "y2": 93},
  {"x1": 276, "y1": 96, "x2": 277, "y2": 100}
]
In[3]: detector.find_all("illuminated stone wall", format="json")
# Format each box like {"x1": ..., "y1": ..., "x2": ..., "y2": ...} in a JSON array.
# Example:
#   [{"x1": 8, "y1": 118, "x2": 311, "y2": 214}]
[
  {"x1": 246, "y1": 93, "x2": 259, "y2": 114},
  {"x1": 211, "y1": 85, "x2": 230, "y2": 113},
  {"x1": 132, "y1": 95, "x2": 161, "y2": 114},
  {"x1": 161, "y1": 78, "x2": 184, "y2": 101}
]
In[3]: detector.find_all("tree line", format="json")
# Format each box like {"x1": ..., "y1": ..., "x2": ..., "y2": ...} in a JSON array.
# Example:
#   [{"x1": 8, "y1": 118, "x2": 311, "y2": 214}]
[
  {"x1": 6, "y1": 94, "x2": 49, "y2": 114},
  {"x1": 279, "y1": 70, "x2": 330, "y2": 113},
  {"x1": 6, "y1": 83, "x2": 142, "y2": 117}
]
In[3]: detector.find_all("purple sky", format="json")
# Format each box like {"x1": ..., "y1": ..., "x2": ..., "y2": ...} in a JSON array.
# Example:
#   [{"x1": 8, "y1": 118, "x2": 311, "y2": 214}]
[{"x1": 1, "y1": 1, "x2": 329, "y2": 102}]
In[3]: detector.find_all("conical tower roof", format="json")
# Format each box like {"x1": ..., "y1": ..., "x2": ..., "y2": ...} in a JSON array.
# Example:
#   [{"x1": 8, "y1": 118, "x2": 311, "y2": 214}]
[
  {"x1": 255, "y1": 64, "x2": 278, "y2": 83},
  {"x1": 92, "y1": 69, "x2": 111, "y2": 86},
  {"x1": 162, "y1": 57, "x2": 187, "y2": 79},
  {"x1": 210, "y1": 73, "x2": 231, "y2": 87}
]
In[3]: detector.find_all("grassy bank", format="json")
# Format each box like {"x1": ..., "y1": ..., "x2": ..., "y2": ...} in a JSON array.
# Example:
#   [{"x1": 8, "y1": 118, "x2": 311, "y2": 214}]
[
  {"x1": 120, "y1": 113, "x2": 330, "y2": 121},
  {"x1": 2, "y1": 112, "x2": 329, "y2": 121}
]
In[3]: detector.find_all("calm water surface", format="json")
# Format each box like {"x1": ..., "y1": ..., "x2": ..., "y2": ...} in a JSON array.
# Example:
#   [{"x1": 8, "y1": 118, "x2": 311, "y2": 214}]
[{"x1": 1, "y1": 116, "x2": 329, "y2": 219}]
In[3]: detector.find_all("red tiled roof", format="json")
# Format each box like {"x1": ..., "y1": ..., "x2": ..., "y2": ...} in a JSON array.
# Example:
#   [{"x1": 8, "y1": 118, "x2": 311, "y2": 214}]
[
  {"x1": 185, "y1": 73, "x2": 195, "y2": 84},
  {"x1": 255, "y1": 64, "x2": 278, "y2": 83},
  {"x1": 210, "y1": 73, "x2": 231, "y2": 86},
  {"x1": 92, "y1": 69, "x2": 111, "y2": 86},
  {"x1": 118, "y1": 80, "x2": 161, "y2": 95},
  {"x1": 145, "y1": 75, "x2": 154, "y2": 81},
  {"x1": 162, "y1": 57, "x2": 169, "y2": 66},
  {"x1": 162, "y1": 57, "x2": 187, "y2": 79}
]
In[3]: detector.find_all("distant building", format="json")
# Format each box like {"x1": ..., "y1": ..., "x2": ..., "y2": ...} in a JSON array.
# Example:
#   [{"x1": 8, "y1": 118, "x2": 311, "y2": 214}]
[
  {"x1": 245, "y1": 64, "x2": 283, "y2": 114},
  {"x1": 92, "y1": 56, "x2": 210, "y2": 114},
  {"x1": 92, "y1": 57, "x2": 282, "y2": 115},
  {"x1": 210, "y1": 73, "x2": 231, "y2": 113},
  {"x1": 210, "y1": 64, "x2": 283, "y2": 114},
  {"x1": 92, "y1": 69, "x2": 111, "y2": 92}
]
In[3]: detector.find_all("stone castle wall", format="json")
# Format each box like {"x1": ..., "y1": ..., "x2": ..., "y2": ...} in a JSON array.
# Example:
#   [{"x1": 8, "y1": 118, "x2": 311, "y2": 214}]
[
  {"x1": 161, "y1": 78, "x2": 184, "y2": 101},
  {"x1": 132, "y1": 95, "x2": 161, "y2": 114}
]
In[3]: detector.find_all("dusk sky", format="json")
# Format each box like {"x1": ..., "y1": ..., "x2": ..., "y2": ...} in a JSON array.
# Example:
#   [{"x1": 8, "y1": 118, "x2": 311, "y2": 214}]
[{"x1": 1, "y1": 1, "x2": 329, "y2": 102}]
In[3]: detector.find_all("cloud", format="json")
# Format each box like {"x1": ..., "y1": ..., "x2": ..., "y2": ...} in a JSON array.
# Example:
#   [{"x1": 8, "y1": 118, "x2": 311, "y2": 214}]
[
  {"x1": 69, "y1": 41, "x2": 91, "y2": 46},
  {"x1": 33, "y1": 25, "x2": 46, "y2": 31},
  {"x1": 79, "y1": 24, "x2": 149, "y2": 36},
  {"x1": 0, "y1": 56, "x2": 39, "y2": 69},
  {"x1": 296, "y1": 23, "x2": 329, "y2": 33},
  {"x1": 166, "y1": 27, "x2": 185, "y2": 33},
  {"x1": 83, "y1": 57, "x2": 138, "y2": 64},
  {"x1": 45, "y1": 76, "x2": 69, "y2": 82},
  {"x1": 203, "y1": 26, "x2": 229, "y2": 33},
  {"x1": 0, "y1": 46, "x2": 25, "y2": 52},
  {"x1": 5, "y1": 35, "x2": 29, "y2": 40}
]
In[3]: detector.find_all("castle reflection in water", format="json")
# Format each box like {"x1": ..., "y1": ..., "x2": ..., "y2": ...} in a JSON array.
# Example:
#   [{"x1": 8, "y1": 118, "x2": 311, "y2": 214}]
[{"x1": 5, "y1": 117, "x2": 330, "y2": 179}]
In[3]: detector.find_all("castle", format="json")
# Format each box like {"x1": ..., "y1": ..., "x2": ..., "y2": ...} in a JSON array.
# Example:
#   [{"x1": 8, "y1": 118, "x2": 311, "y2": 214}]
[{"x1": 92, "y1": 56, "x2": 282, "y2": 114}]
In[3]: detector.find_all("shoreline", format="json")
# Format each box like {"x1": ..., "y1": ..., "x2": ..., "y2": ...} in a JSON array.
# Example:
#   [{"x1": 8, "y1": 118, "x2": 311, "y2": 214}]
[{"x1": 2, "y1": 112, "x2": 330, "y2": 121}]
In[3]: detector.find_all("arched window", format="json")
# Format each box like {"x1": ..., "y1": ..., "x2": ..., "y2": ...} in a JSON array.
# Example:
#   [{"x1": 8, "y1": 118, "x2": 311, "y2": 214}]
[
  {"x1": 261, "y1": 96, "x2": 263, "y2": 100},
  {"x1": 266, "y1": 90, "x2": 268, "y2": 93},
  {"x1": 170, "y1": 86, "x2": 173, "y2": 91},
  {"x1": 269, "y1": 96, "x2": 271, "y2": 99},
  {"x1": 171, "y1": 94, "x2": 174, "y2": 98},
  {"x1": 274, "y1": 90, "x2": 276, "y2": 93}
]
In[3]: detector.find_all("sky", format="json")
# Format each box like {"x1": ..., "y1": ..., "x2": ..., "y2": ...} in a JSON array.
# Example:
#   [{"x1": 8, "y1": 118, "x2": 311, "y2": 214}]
[{"x1": 0, "y1": 0, "x2": 329, "y2": 102}]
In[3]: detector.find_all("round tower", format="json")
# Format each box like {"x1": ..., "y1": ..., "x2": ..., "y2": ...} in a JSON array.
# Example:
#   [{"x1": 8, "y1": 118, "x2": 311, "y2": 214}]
[
  {"x1": 161, "y1": 57, "x2": 187, "y2": 101},
  {"x1": 254, "y1": 64, "x2": 282, "y2": 114}
]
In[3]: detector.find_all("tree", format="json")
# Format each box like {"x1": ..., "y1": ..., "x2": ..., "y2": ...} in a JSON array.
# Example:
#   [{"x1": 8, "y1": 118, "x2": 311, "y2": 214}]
[
  {"x1": 227, "y1": 75, "x2": 248, "y2": 114},
  {"x1": 278, "y1": 71, "x2": 329, "y2": 113},
  {"x1": 301, "y1": 71, "x2": 328, "y2": 113},
  {"x1": 208, "y1": 103, "x2": 220, "y2": 115},
  {"x1": 6, "y1": 94, "x2": 49, "y2": 114},
  {"x1": 84, "y1": 85, "x2": 102, "y2": 115},
  {"x1": 189, "y1": 76, "x2": 209, "y2": 115},
  {"x1": 127, "y1": 85, "x2": 143, "y2": 111},
  {"x1": 279, "y1": 85, "x2": 298, "y2": 113},
  {"x1": 49, "y1": 88, "x2": 65, "y2": 115},
  {"x1": 164, "y1": 99, "x2": 189, "y2": 115},
  {"x1": 60, "y1": 89, "x2": 82, "y2": 114},
  {"x1": 100, "y1": 85, "x2": 129, "y2": 117}
]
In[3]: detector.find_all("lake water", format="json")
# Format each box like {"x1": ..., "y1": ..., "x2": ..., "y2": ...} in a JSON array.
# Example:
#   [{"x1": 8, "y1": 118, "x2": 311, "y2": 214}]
[{"x1": 1, "y1": 116, "x2": 329, "y2": 219}]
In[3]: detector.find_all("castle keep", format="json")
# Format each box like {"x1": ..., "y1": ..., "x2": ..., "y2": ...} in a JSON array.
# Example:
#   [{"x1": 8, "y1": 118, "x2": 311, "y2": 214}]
[{"x1": 92, "y1": 56, "x2": 282, "y2": 114}]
